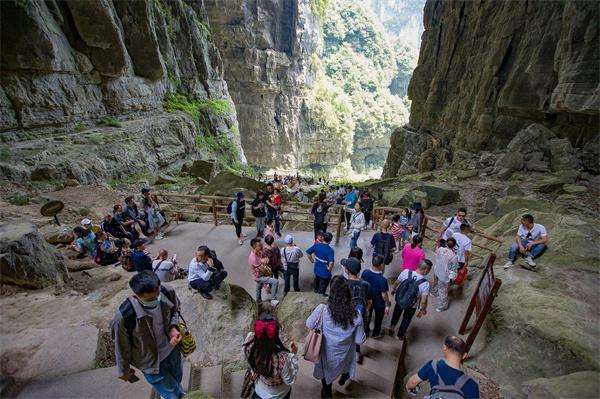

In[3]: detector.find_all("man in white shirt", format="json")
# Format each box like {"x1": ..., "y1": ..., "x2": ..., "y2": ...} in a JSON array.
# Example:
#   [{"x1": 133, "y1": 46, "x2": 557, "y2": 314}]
[
  {"x1": 504, "y1": 214, "x2": 548, "y2": 270},
  {"x1": 438, "y1": 208, "x2": 483, "y2": 247},
  {"x1": 152, "y1": 249, "x2": 178, "y2": 283},
  {"x1": 188, "y1": 246, "x2": 228, "y2": 300},
  {"x1": 451, "y1": 224, "x2": 472, "y2": 269},
  {"x1": 388, "y1": 259, "x2": 432, "y2": 340}
]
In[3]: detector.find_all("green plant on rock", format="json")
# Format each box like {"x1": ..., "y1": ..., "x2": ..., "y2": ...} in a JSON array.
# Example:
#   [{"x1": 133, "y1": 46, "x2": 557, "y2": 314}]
[
  {"x1": 164, "y1": 94, "x2": 201, "y2": 125},
  {"x1": 197, "y1": 99, "x2": 231, "y2": 116},
  {"x1": 74, "y1": 123, "x2": 87, "y2": 132},
  {"x1": 309, "y1": 0, "x2": 329, "y2": 20},
  {"x1": 97, "y1": 117, "x2": 122, "y2": 128},
  {"x1": 196, "y1": 20, "x2": 212, "y2": 41}
]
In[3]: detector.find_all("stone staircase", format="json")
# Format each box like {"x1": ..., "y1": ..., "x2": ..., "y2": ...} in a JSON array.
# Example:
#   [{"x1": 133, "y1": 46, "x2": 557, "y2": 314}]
[{"x1": 186, "y1": 333, "x2": 406, "y2": 399}]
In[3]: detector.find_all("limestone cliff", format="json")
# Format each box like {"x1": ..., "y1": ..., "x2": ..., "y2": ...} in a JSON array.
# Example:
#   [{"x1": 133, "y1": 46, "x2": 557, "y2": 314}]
[
  {"x1": 204, "y1": 0, "x2": 320, "y2": 169},
  {"x1": 383, "y1": 0, "x2": 599, "y2": 178},
  {"x1": 0, "y1": 0, "x2": 244, "y2": 184}
]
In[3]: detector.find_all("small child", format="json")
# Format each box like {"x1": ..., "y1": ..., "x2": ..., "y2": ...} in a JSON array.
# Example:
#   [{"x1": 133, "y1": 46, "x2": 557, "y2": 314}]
[
  {"x1": 314, "y1": 229, "x2": 324, "y2": 244},
  {"x1": 399, "y1": 208, "x2": 411, "y2": 247},
  {"x1": 391, "y1": 215, "x2": 403, "y2": 253}
]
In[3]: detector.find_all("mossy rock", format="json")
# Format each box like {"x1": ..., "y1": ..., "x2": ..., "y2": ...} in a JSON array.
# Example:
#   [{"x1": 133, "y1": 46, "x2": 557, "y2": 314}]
[
  {"x1": 416, "y1": 183, "x2": 460, "y2": 206},
  {"x1": 522, "y1": 371, "x2": 600, "y2": 399},
  {"x1": 199, "y1": 172, "x2": 263, "y2": 196},
  {"x1": 189, "y1": 160, "x2": 215, "y2": 181},
  {"x1": 278, "y1": 292, "x2": 326, "y2": 342},
  {"x1": 381, "y1": 188, "x2": 430, "y2": 209}
]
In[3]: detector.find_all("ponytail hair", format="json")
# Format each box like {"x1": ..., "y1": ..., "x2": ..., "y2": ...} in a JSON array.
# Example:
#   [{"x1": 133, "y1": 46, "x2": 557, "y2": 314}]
[{"x1": 411, "y1": 235, "x2": 423, "y2": 249}]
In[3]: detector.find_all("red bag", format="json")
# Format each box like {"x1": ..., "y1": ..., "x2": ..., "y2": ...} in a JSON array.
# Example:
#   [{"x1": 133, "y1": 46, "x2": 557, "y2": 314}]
[{"x1": 453, "y1": 266, "x2": 468, "y2": 286}]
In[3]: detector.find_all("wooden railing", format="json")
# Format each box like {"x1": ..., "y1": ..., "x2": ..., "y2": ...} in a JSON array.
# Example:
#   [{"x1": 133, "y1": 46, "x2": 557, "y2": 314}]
[{"x1": 155, "y1": 192, "x2": 346, "y2": 243}]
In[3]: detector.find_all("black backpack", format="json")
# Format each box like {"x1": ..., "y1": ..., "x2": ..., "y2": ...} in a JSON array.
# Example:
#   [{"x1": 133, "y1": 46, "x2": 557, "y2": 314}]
[
  {"x1": 350, "y1": 280, "x2": 369, "y2": 316},
  {"x1": 314, "y1": 203, "x2": 327, "y2": 225},
  {"x1": 395, "y1": 271, "x2": 427, "y2": 308},
  {"x1": 227, "y1": 201, "x2": 234, "y2": 214},
  {"x1": 208, "y1": 249, "x2": 224, "y2": 270},
  {"x1": 119, "y1": 285, "x2": 175, "y2": 344},
  {"x1": 374, "y1": 233, "x2": 393, "y2": 265}
]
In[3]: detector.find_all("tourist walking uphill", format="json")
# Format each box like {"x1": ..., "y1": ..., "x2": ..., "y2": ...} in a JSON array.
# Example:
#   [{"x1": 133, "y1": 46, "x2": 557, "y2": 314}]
[
  {"x1": 438, "y1": 207, "x2": 483, "y2": 248},
  {"x1": 342, "y1": 257, "x2": 371, "y2": 363},
  {"x1": 243, "y1": 315, "x2": 299, "y2": 399},
  {"x1": 348, "y1": 202, "x2": 366, "y2": 248},
  {"x1": 230, "y1": 192, "x2": 247, "y2": 245},
  {"x1": 111, "y1": 271, "x2": 184, "y2": 399},
  {"x1": 431, "y1": 237, "x2": 459, "y2": 312},
  {"x1": 306, "y1": 276, "x2": 366, "y2": 398},
  {"x1": 401, "y1": 235, "x2": 425, "y2": 271},
  {"x1": 451, "y1": 224, "x2": 472, "y2": 285},
  {"x1": 252, "y1": 191, "x2": 267, "y2": 237},
  {"x1": 361, "y1": 255, "x2": 390, "y2": 339},
  {"x1": 504, "y1": 213, "x2": 549, "y2": 271},
  {"x1": 311, "y1": 192, "x2": 331, "y2": 239},
  {"x1": 306, "y1": 232, "x2": 335, "y2": 296},
  {"x1": 370, "y1": 219, "x2": 396, "y2": 266}
]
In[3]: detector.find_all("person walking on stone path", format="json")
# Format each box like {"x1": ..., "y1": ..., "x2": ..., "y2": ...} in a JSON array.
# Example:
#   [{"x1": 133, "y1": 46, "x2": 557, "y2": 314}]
[
  {"x1": 408, "y1": 202, "x2": 424, "y2": 236},
  {"x1": 311, "y1": 192, "x2": 331, "y2": 239},
  {"x1": 438, "y1": 207, "x2": 484, "y2": 248},
  {"x1": 370, "y1": 219, "x2": 396, "y2": 267},
  {"x1": 306, "y1": 276, "x2": 366, "y2": 398},
  {"x1": 263, "y1": 234, "x2": 283, "y2": 281},
  {"x1": 361, "y1": 255, "x2": 390, "y2": 340},
  {"x1": 503, "y1": 213, "x2": 548, "y2": 271},
  {"x1": 343, "y1": 184, "x2": 358, "y2": 230},
  {"x1": 358, "y1": 188, "x2": 374, "y2": 228},
  {"x1": 306, "y1": 232, "x2": 335, "y2": 295},
  {"x1": 188, "y1": 246, "x2": 228, "y2": 300},
  {"x1": 450, "y1": 223, "x2": 472, "y2": 285},
  {"x1": 431, "y1": 237, "x2": 459, "y2": 312},
  {"x1": 388, "y1": 259, "x2": 432, "y2": 340},
  {"x1": 252, "y1": 191, "x2": 268, "y2": 238},
  {"x1": 249, "y1": 238, "x2": 279, "y2": 306},
  {"x1": 342, "y1": 257, "x2": 371, "y2": 364},
  {"x1": 401, "y1": 235, "x2": 425, "y2": 271},
  {"x1": 265, "y1": 183, "x2": 282, "y2": 237},
  {"x1": 405, "y1": 335, "x2": 479, "y2": 398},
  {"x1": 230, "y1": 192, "x2": 247, "y2": 245},
  {"x1": 110, "y1": 271, "x2": 184, "y2": 399},
  {"x1": 243, "y1": 315, "x2": 299, "y2": 399},
  {"x1": 348, "y1": 202, "x2": 366, "y2": 248},
  {"x1": 281, "y1": 234, "x2": 303, "y2": 294}
]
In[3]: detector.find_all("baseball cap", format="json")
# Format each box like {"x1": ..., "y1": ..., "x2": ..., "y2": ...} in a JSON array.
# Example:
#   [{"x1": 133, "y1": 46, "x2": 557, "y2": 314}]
[
  {"x1": 284, "y1": 234, "x2": 293, "y2": 244},
  {"x1": 236, "y1": 191, "x2": 244, "y2": 199},
  {"x1": 341, "y1": 258, "x2": 361, "y2": 275},
  {"x1": 80, "y1": 218, "x2": 91, "y2": 226},
  {"x1": 141, "y1": 187, "x2": 151, "y2": 194}
]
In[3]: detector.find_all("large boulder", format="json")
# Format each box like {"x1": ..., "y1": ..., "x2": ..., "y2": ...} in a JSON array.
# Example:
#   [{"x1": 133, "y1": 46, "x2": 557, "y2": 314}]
[
  {"x1": 417, "y1": 183, "x2": 460, "y2": 206},
  {"x1": 381, "y1": 188, "x2": 430, "y2": 209},
  {"x1": 199, "y1": 171, "x2": 264, "y2": 197},
  {"x1": 522, "y1": 371, "x2": 600, "y2": 399},
  {"x1": 0, "y1": 221, "x2": 67, "y2": 288},
  {"x1": 40, "y1": 225, "x2": 74, "y2": 245},
  {"x1": 189, "y1": 160, "x2": 215, "y2": 182},
  {"x1": 277, "y1": 292, "x2": 326, "y2": 343}
]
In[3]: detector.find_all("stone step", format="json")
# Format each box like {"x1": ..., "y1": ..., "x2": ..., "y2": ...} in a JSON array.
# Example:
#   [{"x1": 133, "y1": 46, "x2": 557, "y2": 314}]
[
  {"x1": 149, "y1": 361, "x2": 192, "y2": 399},
  {"x1": 360, "y1": 334, "x2": 404, "y2": 357},
  {"x1": 188, "y1": 364, "x2": 223, "y2": 399},
  {"x1": 220, "y1": 369, "x2": 246, "y2": 399}
]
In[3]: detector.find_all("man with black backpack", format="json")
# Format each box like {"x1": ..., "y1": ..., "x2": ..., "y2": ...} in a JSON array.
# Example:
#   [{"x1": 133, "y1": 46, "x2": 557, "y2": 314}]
[
  {"x1": 110, "y1": 271, "x2": 185, "y2": 399},
  {"x1": 342, "y1": 257, "x2": 371, "y2": 364},
  {"x1": 229, "y1": 192, "x2": 246, "y2": 245},
  {"x1": 405, "y1": 335, "x2": 479, "y2": 398},
  {"x1": 311, "y1": 192, "x2": 331, "y2": 238},
  {"x1": 370, "y1": 219, "x2": 396, "y2": 267},
  {"x1": 388, "y1": 259, "x2": 432, "y2": 340}
]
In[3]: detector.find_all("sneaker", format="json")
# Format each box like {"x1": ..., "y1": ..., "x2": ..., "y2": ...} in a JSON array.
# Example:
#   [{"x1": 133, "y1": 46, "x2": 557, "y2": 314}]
[
  {"x1": 357, "y1": 353, "x2": 364, "y2": 364},
  {"x1": 338, "y1": 373, "x2": 350, "y2": 386},
  {"x1": 200, "y1": 291, "x2": 213, "y2": 300},
  {"x1": 238, "y1": 239, "x2": 243, "y2": 245},
  {"x1": 525, "y1": 255, "x2": 536, "y2": 267},
  {"x1": 270, "y1": 299, "x2": 279, "y2": 307},
  {"x1": 155, "y1": 234, "x2": 164, "y2": 240},
  {"x1": 372, "y1": 332, "x2": 384, "y2": 340},
  {"x1": 503, "y1": 261, "x2": 513, "y2": 269},
  {"x1": 387, "y1": 327, "x2": 395, "y2": 336},
  {"x1": 520, "y1": 263, "x2": 537, "y2": 272},
  {"x1": 436, "y1": 307, "x2": 447, "y2": 313}
]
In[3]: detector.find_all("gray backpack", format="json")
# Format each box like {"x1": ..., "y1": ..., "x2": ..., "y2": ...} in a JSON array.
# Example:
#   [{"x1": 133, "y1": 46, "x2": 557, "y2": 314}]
[{"x1": 425, "y1": 360, "x2": 470, "y2": 399}]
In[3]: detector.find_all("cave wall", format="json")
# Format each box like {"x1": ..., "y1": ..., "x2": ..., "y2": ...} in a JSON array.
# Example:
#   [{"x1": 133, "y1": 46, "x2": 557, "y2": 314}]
[
  {"x1": 0, "y1": 0, "x2": 243, "y2": 183},
  {"x1": 204, "y1": 0, "x2": 322, "y2": 170},
  {"x1": 383, "y1": 0, "x2": 599, "y2": 177}
]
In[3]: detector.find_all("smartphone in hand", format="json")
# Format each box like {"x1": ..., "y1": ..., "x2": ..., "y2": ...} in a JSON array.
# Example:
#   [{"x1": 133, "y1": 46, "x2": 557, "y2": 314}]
[{"x1": 128, "y1": 374, "x2": 140, "y2": 383}]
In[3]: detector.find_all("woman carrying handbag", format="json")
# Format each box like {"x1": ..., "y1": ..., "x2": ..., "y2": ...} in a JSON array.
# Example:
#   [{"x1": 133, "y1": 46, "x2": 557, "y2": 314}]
[
  {"x1": 305, "y1": 276, "x2": 366, "y2": 398},
  {"x1": 242, "y1": 315, "x2": 299, "y2": 399}
]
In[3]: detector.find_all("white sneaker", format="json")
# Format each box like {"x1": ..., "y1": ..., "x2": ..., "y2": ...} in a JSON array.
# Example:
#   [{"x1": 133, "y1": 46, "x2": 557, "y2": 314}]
[
  {"x1": 271, "y1": 299, "x2": 279, "y2": 307},
  {"x1": 238, "y1": 239, "x2": 243, "y2": 245},
  {"x1": 503, "y1": 261, "x2": 513, "y2": 269},
  {"x1": 155, "y1": 234, "x2": 164, "y2": 240},
  {"x1": 525, "y1": 255, "x2": 536, "y2": 267}
]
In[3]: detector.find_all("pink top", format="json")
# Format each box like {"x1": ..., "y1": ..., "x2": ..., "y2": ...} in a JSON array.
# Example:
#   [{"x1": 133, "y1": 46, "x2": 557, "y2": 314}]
[
  {"x1": 248, "y1": 251, "x2": 263, "y2": 281},
  {"x1": 401, "y1": 243, "x2": 425, "y2": 271}
]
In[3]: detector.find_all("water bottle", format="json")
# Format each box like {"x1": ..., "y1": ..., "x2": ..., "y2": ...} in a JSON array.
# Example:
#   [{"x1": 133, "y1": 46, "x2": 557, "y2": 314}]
[{"x1": 384, "y1": 306, "x2": 389, "y2": 316}]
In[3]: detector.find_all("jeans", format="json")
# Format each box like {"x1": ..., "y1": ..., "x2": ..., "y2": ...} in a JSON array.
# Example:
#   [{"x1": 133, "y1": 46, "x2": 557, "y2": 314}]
[
  {"x1": 284, "y1": 264, "x2": 300, "y2": 293},
  {"x1": 256, "y1": 276, "x2": 278, "y2": 302},
  {"x1": 508, "y1": 239, "x2": 546, "y2": 261},
  {"x1": 233, "y1": 219, "x2": 243, "y2": 238},
  {"x1": 267, "y1": 208, "x2": 280, "y2": 234},
  {"x1": 390, "y1": 305, "x2": 416, "y2": 338},
  {"x1": 350, "y1": 230, "x2": 360, "y2": 248},
  {"x1": 142, "y1": 348, "x2": 184, "y2": 399},
  {"x1": 190, "y1": 270, "x2": 228, "y2": 293},
  {"x1": 313, "y1": 275, "x2": 331, "y2": 295},
  {"x1": 255, "y1": 216, "x2": 266, "y2": 236},
  {"x1": 365, "y1": 306, "x2": 385, "y2": 336}
]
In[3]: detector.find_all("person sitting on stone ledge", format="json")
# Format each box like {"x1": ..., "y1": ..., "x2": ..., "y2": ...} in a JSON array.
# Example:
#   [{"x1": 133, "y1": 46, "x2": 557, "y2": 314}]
[
  {"x1": 81, "y1": 218, "x2": 102, "y2": 234},
  {"x1": 152, "y1": 249, "x2": 179, "y2": 283},
  {"x1": 141, "y1": 187, "x2": 165, "y2": 240},
  {"x1": 93, "y1": 231, "x2": 121, "y2": 265},
  {"x1": 124, "y1": 196, "x2": 149, "y2": 235},
  {"x1": 102, "y1": 212, "x2": 132, "y2": 241},
  {"x1": 504, "y1": 214, "x2": 548, "y2": 271},
  {"x1": 70, "y1": 226, "x2": 96, "y2": 258},
  {"x1": 113, "y1": 204, "x2": 147, "y2": 239},
  {"x1": 131, "y1": 239, "x2": 153, "y2": 273},
  {"x1": 188, "y1": 246, "x2": 228, "y2": 300}
]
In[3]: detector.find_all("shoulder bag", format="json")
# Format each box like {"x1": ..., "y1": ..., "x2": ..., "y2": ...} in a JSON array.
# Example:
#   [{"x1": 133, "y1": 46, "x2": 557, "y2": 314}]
[{"x1": 303, "y1": 304, "x2": 325, "y2": 363}]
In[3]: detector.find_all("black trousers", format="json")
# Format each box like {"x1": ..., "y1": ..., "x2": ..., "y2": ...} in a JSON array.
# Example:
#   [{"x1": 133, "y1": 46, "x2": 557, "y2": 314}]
[
  {"x1": 345, "y1": 211, "x2": 352, "y2": 229},
  {"x1": 233, "y1": 219, "x2": 243, "y2": 238},
  {"x1": 321, "y1": 374, "x2": 348, "y2": 398},
  {"x1": 313, "y1": 276, "x2": 331, "y2": 295},
  {"x1": 390, "y1": 305, "x2": 417, "y2": 338},
  {"x1": 364, "y1": 210, "x2": 372, "y2": 225},
  {"x1": 284, "y1": 264, "x2": 300, "y2": 293},
  {"x1": 365, "y1": 306, "x2": 385, "y2": 336}
]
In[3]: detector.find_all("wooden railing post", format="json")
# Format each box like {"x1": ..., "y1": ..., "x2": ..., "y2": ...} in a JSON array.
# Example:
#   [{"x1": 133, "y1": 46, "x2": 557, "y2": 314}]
[
  {"x1": 335, "y1": 205, "x2": 344, "y2": 244},
  {"x1": 212, "y1": 198, "x2": 218, "y2": 226}
]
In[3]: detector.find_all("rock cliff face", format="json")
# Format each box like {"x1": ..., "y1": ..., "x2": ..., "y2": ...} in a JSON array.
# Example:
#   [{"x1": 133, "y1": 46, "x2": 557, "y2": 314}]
[
  {"x1": 204, "y1": 0, "x2": 319, "y2": 170},
  {"x1": 0, "y1": 0, "x2": 244, "y2": 184},
  {"x1": 383, "y1": 0, "x2": 599, "y2": 178}
]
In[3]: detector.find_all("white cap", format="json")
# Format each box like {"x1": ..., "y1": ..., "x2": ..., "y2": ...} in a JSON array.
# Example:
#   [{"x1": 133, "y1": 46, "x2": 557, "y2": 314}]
[
  {"x1": 284, "y1": 234, "x2": 293, "y2": 244},
  {"x1": 80, "y1": 218, "x2": 92, "y2": 226}
]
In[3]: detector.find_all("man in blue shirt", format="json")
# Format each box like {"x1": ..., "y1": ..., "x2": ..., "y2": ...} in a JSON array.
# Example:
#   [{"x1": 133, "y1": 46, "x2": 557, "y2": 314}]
[
  {"x1": 405, "y1": 335, "x2": 479, "y2": 398},
  {"x1": 306, "y1": 232, "x2": 335, "y2": 295},
  {"x1": 131, "y1": 240, "x2": 153, "y2": 272},
  {"x1": 361, "y1": 255, "x2": 390, "y2": 338},
  {"x1": 343, "y1": 185, "x2": 358, "y2": 230}
]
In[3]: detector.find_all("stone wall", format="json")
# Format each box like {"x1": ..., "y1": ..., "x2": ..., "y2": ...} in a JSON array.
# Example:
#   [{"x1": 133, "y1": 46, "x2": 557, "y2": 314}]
[
  {"x1": 0, "y1": 0, "x2": 244, "y2": 183},
  {"x1": 383, "y1": 0, "x2": 599, "y2": 177}
]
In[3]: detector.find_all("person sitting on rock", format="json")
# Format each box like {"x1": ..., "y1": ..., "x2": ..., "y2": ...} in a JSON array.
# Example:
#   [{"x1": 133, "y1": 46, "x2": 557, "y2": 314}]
[
  {"x1": 249, "y1": 238, "x2": 279, "y2": 306},
  {"x1": 405, "y1": 336, "x2": 479, "y2": 398},
  {"x1": 131, "y1": 239, "x2": 153, "y2": 273},
  {"x1": 119, "y1": 238, "x2": 134, "y2": 272},
  {"x1": 438, "y1": 207, "x2": 483, "y2": 247},
  {"x1": 93, "y1": 231, "x2": 121, "y2": 265},
  {"x1": 504, "y1": 214, "x2": 548, "y2": 271},
  {"x1": 110, "y1": 271, "x2": 184, "y2": 398},
  {"x1": 152, "y1": 249, "x2": 178, "y2": 283},
  {"x1": 124, "y1": 196, "x2": 149, "y2": 235},
  {"x1": 70, "y1": 226, "x2": 96, "y2": 258},
  {"x1": 113, "y1": 204, "x2": 147, "y2": 239},
  {"x1": 81, "y1": 218, "x2": 102, "y2": 234},
  {"x1": 188, "y1": 246, "x2": 228, "y2": 300},
  {"x1": 102, "y1": 212, "x2": 131, "y2": 240}
]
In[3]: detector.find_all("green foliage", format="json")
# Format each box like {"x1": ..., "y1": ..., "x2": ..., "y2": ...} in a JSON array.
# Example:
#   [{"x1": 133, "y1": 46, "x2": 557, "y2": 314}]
[
  {"x1": 97, "y1": 117, "x2": 122, "y2": 128},
  {"x1": 6, "y1": 194, "x2": 29, "y2": 206},
  {"x1": 309, "y1": 0, "x2": 328, "y2": 20},
  {"x1": 196, "y1": 20, "x2": 212, "y2": 40},
  {"x1": 0, "y1": 148, "x2": 12, "y2": 162},
  {"x1": 164, "y1": 95, "x2": 231, "y2": 124},
  {"x1": 74, "y1": 123, "x2": 87, "y2": 132},
  {"x1": 197, "y1": 99, "x2": 231, "y2": 116}
]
